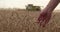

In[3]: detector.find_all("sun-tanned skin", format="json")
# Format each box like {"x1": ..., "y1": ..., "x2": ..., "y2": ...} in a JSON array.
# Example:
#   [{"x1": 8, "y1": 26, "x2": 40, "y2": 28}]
[{"x1": 38, "y1": 0, "x2": 60, "y2": 27}]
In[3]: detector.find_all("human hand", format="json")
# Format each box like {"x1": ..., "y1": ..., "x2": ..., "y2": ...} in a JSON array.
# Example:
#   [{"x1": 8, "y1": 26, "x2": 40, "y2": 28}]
[{"x1": 37, "y1": 10, "x2": 52, "y2": 27}]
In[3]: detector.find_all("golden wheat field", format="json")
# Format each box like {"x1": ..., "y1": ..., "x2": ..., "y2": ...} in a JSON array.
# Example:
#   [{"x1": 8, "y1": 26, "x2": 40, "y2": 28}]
[{"x1": 0, "y1": 9, "x2": 60, "y2": 32}]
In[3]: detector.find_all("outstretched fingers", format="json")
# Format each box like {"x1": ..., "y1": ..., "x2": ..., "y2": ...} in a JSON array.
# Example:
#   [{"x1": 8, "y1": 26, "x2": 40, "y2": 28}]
[{"x1": 41, "y1": 16, "x2": 51, "y2": 27}]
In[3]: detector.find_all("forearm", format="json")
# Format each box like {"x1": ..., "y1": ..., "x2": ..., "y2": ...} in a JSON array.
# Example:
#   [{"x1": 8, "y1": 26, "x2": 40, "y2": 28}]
[{"x1": 44, "y1": 0, "x2": 60, "y2": 12}]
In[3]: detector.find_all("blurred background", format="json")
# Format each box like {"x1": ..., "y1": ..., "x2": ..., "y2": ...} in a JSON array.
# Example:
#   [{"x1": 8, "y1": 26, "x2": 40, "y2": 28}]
[
  {"x1": 0, "y1": 0, "x2": 60, "y2": 10},
  {"x1": 0, "y1": 0, "x2": 60, "y2": 32}
]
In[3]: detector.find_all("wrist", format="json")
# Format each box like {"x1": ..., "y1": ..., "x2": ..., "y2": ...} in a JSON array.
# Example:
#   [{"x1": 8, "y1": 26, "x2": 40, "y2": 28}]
[{"x1": 43, "y1": 7, "x2": 53, "y2": 12}]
